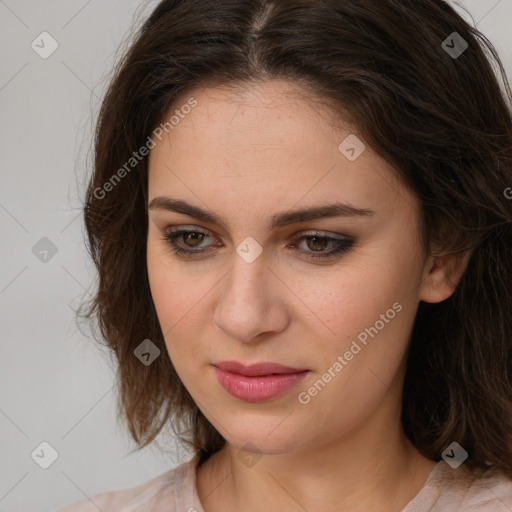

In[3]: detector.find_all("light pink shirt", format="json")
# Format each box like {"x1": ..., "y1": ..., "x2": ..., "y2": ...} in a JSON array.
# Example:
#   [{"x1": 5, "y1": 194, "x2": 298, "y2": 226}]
[{"x1": 54, "y1": 454, "x2": 512, "y2": 511}]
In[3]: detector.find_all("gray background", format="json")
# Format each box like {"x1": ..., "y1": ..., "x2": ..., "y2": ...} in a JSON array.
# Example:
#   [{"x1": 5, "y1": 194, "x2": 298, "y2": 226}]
[{"x1": 0, "y1": 1, "x2": 511, "y2": 511}]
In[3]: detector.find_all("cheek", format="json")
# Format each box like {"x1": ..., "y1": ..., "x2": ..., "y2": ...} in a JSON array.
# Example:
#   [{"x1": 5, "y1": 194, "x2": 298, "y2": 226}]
[
  {"x1": 147, "y1": 237, "x2": 194, "y2": 324},
  {"x1": 288, "y1": 257, "x2": 416, "y2": 346},
  {"x1": 147, "y1": 243, "x2": 183, "y2": 342},
  {"x1": 146, "y1": 242, "x2": 213, "y2": 370},
  {"x1": 292, "y1": 294, "x2": 415, "y2": 447},
  {"x1": 289, "y1": 235, "x2": 422, "y2": 393}
]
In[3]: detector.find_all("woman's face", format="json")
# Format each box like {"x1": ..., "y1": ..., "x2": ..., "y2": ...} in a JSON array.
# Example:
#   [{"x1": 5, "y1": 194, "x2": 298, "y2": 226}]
[{"x1": 146, "y1": 79, "x2": 437, "y2": 455}]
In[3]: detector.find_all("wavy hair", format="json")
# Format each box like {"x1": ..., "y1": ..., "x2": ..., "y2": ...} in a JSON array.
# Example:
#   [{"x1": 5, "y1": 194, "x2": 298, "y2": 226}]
[{"x1": 77, "y1": 0, "x2": 512, "y2": 474}]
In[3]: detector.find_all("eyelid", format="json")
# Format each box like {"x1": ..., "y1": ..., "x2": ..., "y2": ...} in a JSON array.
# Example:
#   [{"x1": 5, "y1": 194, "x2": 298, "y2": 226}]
[
  {"x1": 163, "y1": 225, "x2": 353, "y2": 242},
  {"x1": 162, "y1": 224, "x2": 356, "y2": 261},
  {"x1": 165, "y1": 224, "x2": 217, "y2": 240}
]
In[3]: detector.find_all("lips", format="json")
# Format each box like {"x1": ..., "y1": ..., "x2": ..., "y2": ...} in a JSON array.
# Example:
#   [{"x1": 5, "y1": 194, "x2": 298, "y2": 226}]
[
  {"x1": 212, "y1": 362, "x2": 310, "y2": 402},
  {"x1": 212, "y1": 360, "x2": 309, "y2": 377}
]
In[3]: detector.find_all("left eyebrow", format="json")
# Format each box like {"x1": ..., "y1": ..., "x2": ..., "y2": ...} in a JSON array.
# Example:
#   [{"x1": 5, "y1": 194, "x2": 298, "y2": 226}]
[{"x1": 148, "y1": 196, "x2": 376, "y2": 231}]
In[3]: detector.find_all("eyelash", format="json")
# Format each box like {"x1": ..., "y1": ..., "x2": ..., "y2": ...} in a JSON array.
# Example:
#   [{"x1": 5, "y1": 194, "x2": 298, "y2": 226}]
[{"x1": 162, "y1": 228, "x2": 355, "y2": 260}]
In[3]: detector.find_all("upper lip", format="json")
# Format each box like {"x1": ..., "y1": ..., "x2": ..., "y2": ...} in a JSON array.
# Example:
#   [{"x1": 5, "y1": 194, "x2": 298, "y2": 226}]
[{"x1": 212, "y1": 360, "x2": 309, "y2": 377}]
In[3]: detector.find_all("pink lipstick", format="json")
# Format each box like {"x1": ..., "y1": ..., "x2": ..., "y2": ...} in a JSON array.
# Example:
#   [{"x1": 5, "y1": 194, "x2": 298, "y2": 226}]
[{"x1": 212, "y1": 360, "x2": 310, "y2": 402}]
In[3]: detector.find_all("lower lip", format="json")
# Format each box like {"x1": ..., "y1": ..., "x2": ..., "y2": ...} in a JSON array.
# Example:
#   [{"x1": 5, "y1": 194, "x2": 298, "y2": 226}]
[{"x1": 213, "y1": 367, "x2": 310, "y2": 402}]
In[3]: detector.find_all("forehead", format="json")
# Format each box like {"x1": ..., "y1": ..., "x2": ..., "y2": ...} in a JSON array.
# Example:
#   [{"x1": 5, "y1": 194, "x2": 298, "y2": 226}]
[
  {"x1": 159, "y1": 80, "x2": 345, "y2": 151},
  {"x1": 147, "y1": 80, "x2": 416, "y2": 222}
]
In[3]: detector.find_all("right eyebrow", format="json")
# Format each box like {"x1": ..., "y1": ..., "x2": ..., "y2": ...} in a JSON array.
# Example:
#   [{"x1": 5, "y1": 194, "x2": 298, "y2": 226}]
[{"x1": 148, "y1": 196, "x2": 376, "y2": 231}]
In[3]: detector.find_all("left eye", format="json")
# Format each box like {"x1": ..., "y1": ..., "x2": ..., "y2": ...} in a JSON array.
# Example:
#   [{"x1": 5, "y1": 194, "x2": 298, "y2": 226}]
[{"x1": 163, "y1": 228, "x2": 355, "y2": 260}]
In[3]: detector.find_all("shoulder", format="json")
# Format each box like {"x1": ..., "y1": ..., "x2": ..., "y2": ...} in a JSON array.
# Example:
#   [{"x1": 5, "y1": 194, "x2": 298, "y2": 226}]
[
  {"x1": 53, "y1": 455, "x2": 200, "y2": 512},
  {"x1": 420, "y1": 461, "x2": 512, "y2": 511},
  {"x1": 460, "y1": 465, "x2": 512, "y2": 509}
]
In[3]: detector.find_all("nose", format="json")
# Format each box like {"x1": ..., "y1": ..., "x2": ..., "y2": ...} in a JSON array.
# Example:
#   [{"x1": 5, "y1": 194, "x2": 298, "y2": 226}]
[{"x1": 214, "y1": 252, "x2": 289, "y2": 343}]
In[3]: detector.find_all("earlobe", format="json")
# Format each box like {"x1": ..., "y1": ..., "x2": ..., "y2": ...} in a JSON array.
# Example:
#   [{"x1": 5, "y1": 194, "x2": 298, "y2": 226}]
[{"x1": 419, "y1": 249, "x2": 473, "y2": 304}]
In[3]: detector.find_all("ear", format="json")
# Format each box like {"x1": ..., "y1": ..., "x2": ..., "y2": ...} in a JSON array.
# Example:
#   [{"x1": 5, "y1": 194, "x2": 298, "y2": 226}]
[{"x1": 419, "y1": 248, "x2": 473, "y2": 304}]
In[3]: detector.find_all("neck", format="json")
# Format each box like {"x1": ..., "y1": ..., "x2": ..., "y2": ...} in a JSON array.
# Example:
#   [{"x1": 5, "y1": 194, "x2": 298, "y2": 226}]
[{"x1": 197, "y1": 399, "x2": 436, "y2": 512}]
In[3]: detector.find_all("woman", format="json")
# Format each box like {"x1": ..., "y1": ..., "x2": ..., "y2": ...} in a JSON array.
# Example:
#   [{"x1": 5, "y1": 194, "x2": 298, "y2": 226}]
[{"x1": 57, "y1": 0, "x2": 512, "y2": 510}]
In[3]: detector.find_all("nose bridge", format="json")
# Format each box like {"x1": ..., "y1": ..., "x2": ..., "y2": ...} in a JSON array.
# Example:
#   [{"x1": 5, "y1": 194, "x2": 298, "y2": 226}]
[
  {"x1": 215, "y1": 247, "x2": 283, "y2": 341},
  {"x1": 225, "y1": 248, "x2": 269, "y2": 309},
  {"x1": 227, "y1": 234, "x2": 269, "y2": 294}
]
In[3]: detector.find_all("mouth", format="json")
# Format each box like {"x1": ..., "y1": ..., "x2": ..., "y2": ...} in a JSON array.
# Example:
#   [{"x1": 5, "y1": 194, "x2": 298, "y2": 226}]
[
  {"x1": 212, "y1": 361, "x2": 311, "y2": 402},
  {"x1": 212, "y1": 360, "x2": 309, "y2": 377}
]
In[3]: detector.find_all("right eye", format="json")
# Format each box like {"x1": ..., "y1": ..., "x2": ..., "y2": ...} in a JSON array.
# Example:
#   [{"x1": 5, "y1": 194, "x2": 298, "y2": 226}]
[{"x1": 163, "y1": 228, "x2": 216, "y2": 255}]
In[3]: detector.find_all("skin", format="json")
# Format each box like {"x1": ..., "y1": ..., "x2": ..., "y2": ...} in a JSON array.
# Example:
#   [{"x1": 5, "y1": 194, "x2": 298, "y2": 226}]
[{"x1": 146, "y1": 79, "x2": 471, "y2": 512}]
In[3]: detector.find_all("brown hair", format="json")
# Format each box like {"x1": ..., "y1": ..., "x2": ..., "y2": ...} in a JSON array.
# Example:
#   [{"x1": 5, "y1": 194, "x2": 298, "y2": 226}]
[{"x1": 77, "y1": 0, "x2": 512, "y2": 475}]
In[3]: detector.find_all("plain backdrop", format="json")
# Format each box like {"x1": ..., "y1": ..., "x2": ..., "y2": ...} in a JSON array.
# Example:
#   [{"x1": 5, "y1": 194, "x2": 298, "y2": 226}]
[{"x1": 0, "y1": 1, "x2": 511, "y2": 511}]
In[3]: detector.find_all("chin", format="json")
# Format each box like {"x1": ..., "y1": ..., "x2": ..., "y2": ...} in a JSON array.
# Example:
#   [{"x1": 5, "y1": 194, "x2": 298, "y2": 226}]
[{"x1": 221, "y1": 422, "x2": 305, "y2": 456}]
